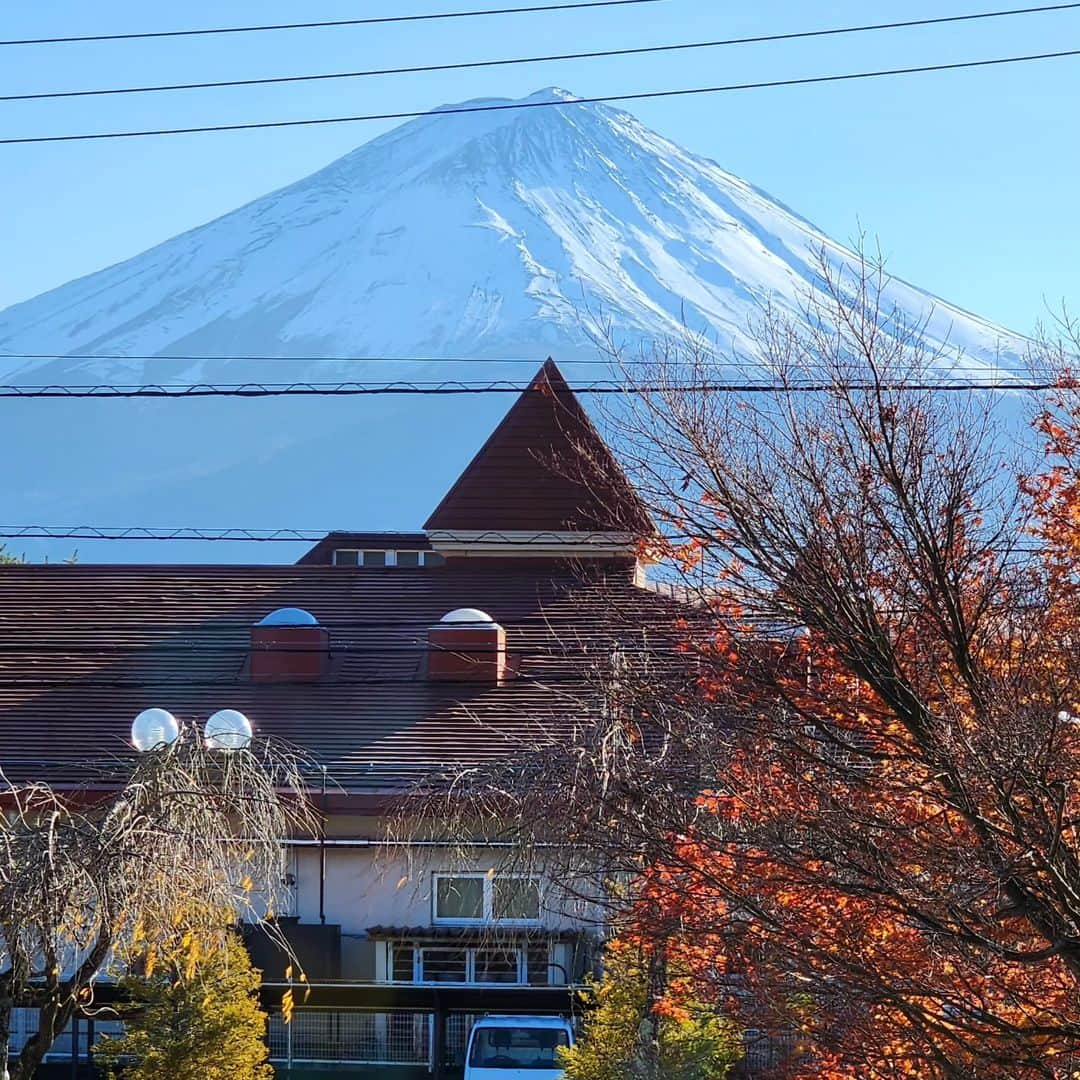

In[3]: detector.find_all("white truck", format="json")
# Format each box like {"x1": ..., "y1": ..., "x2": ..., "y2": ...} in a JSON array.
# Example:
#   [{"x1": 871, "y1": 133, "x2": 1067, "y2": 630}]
[{"x1": 463, "y1": 1014, "x2": 575, "y2": 1079}]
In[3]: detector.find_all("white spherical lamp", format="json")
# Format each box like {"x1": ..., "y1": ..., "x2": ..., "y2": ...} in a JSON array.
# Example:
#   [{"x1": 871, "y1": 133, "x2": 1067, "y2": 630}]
[
  {"x1": 131, "y1": 708, "x2": 180, "y2": 752},
  {"x1": 204, "y1": 709, "x2": 253, "y2": 751}
]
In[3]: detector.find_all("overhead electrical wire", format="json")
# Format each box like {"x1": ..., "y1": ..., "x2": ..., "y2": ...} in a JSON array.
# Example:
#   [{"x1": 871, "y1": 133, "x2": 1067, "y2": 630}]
[
  {"x1": 0, "y1": 351, "x2": 1037, "y2": 374},
  {"x1": 0, "y1": 643, "x2": 687, "y2": 656},
  {"x1": 0, "y1": 674, "x2": 603, "y2": 688},
  {"x1": 6, "y1": 2, "x2": 1078, "y2": 102},
  {"x1": 0, "y1": 524, "x2": 1047, "y2": 553},
  {"x1": 4, "y1": 48, "x2": 1080, "y2": 145},
  {"x1": 0, "y1": 614, "x2": 813, "y2": 631},
  {"x1": 0, "y1": 379, "x2": 1050, "y2": 398},
  {"x1": 0, "y1": 0, "x2": 663, "y2": 47},
  {"x1": 0, "y1": 526, "x2": 646, "y2": 542},
  {"x1": 2, "y1": 351, "x2": 611, "y2": 365}
]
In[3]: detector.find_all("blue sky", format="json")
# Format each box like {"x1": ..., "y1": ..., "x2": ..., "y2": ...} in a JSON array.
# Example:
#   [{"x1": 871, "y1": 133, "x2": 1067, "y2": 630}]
[{"x1": 2, "y1": 0, "x2": 1078, "y2": 335}]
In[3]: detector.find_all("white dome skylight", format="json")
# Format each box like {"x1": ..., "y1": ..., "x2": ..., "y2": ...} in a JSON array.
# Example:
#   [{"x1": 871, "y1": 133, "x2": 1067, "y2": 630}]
[
  {"x1": 257, "y1": 607, "x2": 319, "y2": 627},
  {"x1": 439, "y1": 608, "x2": 495, "y2": 624}
]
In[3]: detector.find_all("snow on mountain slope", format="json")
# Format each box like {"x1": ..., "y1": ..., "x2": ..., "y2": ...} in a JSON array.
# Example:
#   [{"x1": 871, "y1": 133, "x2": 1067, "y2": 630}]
[
  {"x1": 0, "y1": 88, "x2": 1020, "y2": 371},
  {"x1": 0, "y1": 89, "x2": 1026, "y2": 563}
]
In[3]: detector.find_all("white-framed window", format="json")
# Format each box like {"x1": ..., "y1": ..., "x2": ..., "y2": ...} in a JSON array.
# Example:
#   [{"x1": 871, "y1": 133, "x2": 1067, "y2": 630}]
[
  {"x1": 395, "y1": 550, "x2": 445, "y2": 567},
  {"x1": 388, "y1": 941, "x2": 555, "y2": 986},
  {"x1": 433, "y1": 873, "x2": 541, "y2": 926},
  {"x1": 333, "y1": 549, "x2": 445, "y2": 567}
]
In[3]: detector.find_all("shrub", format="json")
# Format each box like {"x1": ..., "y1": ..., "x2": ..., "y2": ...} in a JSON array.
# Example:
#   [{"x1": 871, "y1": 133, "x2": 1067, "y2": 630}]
[
  {"x1": 560, "y1": 942, "x2": 741, "y2": 1080},
  {"x1": 96, "y1": 930, "x2": 273, "y2": 1080}
]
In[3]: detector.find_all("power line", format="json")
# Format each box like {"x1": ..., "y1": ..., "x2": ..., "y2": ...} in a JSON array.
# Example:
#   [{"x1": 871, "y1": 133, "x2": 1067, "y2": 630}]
[
  {"x1": 0, "y1": 617, "x2": 691, "y2": 631},
  {"x1": 0, "y1": 526, "x2": 643, "y2": 542},
  {"x1": 0, "y1": 379, "x2": 1049, "y2": 398},
  {"x1": 0, "y1": 0, "x2": 662, "y2": 47},
  {"x1": 0, "y1": 352, "x2": 1036, "y2": 377},
  {"x1": 0, "y1": 674, "x2": 598, "y2": 688},
  {"x1": 4, "y1": 48, "x2": 1080, "y2": 146},
  {"x1": 0, "y1": 352, "x2": 607, "y2": 365},
  {"x1": 0, "y1": 525, "x2": 1047, "y2": 555},
  {"x1": 0, "y1": 643, "x2": 676, "y2": 656},
  {"x1": 7, "y1": 2, "x2": 1078, "y2": 102}
]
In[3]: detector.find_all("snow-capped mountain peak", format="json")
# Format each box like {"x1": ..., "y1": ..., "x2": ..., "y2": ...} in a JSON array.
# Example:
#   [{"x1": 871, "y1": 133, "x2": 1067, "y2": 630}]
[
  {"x1": 0, "y1": 88, "x2": 1019, "y2": 371},
  {"x1": 0, "y1": 89, "x2": 1024, "y2": 563}
]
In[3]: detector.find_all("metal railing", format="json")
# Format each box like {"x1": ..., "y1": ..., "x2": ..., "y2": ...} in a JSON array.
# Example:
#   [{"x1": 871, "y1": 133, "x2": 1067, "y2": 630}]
[
  {"x1": 267, "y1": 1009, "x2": 433, "y2": 1068},
  {"x1": 8, "y1": 1007, "x2": 124, "y2": 1060}
]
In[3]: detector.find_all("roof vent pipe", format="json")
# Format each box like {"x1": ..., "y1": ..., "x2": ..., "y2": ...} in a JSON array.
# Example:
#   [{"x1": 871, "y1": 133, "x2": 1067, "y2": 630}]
[
  {"x1": 428, "y1": 608, "x2": 506, "y2": 683},
  {"x1": 251, "y1": 607, "x2": 330, "y2": 682}
]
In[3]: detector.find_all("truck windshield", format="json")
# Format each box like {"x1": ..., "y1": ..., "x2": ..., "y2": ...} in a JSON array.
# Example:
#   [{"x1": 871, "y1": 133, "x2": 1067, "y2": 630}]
[{"x1": 469, "y1": 1026, "x2": 570, "y2": 1070}]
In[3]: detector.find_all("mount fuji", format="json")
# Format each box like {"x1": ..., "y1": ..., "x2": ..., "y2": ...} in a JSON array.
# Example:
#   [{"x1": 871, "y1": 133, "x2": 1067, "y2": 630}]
[{"x1": 0, "y1": 88, "x2": 1024, "y2": 563}]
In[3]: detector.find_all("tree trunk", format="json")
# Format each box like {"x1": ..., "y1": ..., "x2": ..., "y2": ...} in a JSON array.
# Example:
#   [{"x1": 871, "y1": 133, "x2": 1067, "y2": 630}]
[
  {"x1": 0, "y1": 995, "x2": 12, "y2": 1080},
  {"x1": 10, "y1": 997, "x2": 76, "y2": 1080}
]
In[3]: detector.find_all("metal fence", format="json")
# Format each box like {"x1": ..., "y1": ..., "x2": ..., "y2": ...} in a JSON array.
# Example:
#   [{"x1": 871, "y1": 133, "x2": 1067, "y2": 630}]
[
  {"x1": 444, "y1": 1012, "x2": 482, "y2": 1067},
  {"x1": 267, "y1": 1009, "x2": 433, "y2": 1068},
  {"x1": 8, "y1": 1007, "x2": 125, "y2": 1061},
  {"x1": 736, "y1": 1028, "x2": 799, "y2": 1076}
]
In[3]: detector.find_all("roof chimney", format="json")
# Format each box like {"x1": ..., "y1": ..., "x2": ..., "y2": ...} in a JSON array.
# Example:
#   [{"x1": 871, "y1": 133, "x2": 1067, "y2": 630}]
[
  {"x1": 251, "y1": 608, "x2": 330, "y2": 682},
  {"x1": 428, "y1": 608, "x2": 506, "y2": 683}
]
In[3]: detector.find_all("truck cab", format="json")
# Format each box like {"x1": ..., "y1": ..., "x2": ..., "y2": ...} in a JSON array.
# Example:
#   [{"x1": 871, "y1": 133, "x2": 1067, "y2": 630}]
[{"x1": 463, "y1": 1015, "x2": 574, "y2": 1080}]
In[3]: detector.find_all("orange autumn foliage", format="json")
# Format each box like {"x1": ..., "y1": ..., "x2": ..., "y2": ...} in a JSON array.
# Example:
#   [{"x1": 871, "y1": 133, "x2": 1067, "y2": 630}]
[{"x1": 597, "y1": 371, "x2": 1080, "y2": 1076}]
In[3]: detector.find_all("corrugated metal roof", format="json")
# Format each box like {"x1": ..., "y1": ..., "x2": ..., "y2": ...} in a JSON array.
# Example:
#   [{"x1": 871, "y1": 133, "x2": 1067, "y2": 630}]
[{"x1": 0, "y1": 561, "x2": 662, "y2": 790}]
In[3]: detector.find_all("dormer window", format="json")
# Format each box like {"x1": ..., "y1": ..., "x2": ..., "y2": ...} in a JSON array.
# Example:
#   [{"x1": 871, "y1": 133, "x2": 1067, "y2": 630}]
[{"x1": 332, "y1": 549, "x2": 445, "y2": 568}]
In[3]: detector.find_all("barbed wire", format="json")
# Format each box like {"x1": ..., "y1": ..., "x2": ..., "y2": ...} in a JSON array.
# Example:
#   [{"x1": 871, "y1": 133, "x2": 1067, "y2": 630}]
[
  {"x1": 0, "y1": 526, "x2": 643, "y2": 542},
  {"x1": 0, "y1": 378, "x2": 1053, "y2": 398}
]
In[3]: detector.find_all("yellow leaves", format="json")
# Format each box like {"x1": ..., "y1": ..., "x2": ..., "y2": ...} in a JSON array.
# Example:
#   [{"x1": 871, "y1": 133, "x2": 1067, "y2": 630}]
[
  {"x1": 396, "y1": 875, "x2": 409, "y2": 890},
  {"x1": 281, "y1": 987, "x2": 294, "y2": 1025},
  {"x1": 183, "y1": 936, "x2": 201, "y2": 982}
]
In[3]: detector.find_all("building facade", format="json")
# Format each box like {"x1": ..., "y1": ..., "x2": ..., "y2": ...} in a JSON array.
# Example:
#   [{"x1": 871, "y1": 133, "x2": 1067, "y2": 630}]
[{"x1": 0, "y1": 360, "x2": 662, "y2": 1077}]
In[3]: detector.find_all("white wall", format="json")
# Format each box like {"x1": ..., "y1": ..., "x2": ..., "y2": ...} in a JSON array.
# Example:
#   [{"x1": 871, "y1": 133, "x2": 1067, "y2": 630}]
[{"x1": 290, "y1": 845, "x2": 600, "y2": 935}]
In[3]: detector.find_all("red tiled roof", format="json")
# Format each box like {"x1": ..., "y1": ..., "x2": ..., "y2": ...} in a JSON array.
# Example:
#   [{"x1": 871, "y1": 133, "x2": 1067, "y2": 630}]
[
  {"x1": 424, "y1": 359, "x2": 652, "y2": 534},
  {"x1": 0, "y1": 561, "x2": 662, "y2": 790}
]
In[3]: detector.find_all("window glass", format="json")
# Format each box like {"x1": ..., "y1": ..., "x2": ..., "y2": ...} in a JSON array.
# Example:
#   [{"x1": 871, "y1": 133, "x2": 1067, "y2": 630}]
[
  {"x1": 474, "y1": 948, "x2": 519, "y2": 984},
  {"x1": 469, "y1": 1027, "x2": 569, "y2": 1069},
  {"x1": 423, "y1": 552, "x2": 446, "y2": 567},
  {"x1": 391, "y1": 945, "x2": 415, "y2": 982},
  {"x1": 333, "y1": 549, "x2": 359, "y2": 566},
  {"x1": 436, "y1": 876, "x2": 484, "y2": 921},
  {"x1": 362, "y1": 550, "x2": 387, "y2": 567},
  {"x1": 420, "y1": 948, "x2": 468, "y2": 983},
  {"x1": 493, "y1": 878, "x2": 541, "y2": 921},
  {"x1": 395, "y1": 550, "x2": 421, "y2": 567},
  {"x1": 526, "y1": 942, "x2": 552, "y2": 985}
]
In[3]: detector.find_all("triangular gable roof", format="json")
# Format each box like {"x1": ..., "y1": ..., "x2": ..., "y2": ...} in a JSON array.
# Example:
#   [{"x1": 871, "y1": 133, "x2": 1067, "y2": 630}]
[{"x1": 424, "y1": 358, "x2": 652, "y2": 534}]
